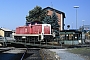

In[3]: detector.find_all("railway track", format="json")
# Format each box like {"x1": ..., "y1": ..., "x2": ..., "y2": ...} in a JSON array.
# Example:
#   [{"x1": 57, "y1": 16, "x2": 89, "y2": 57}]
[
  {"x1": 20, "y1": 48, "x2": 60, "y2": 60},
  {"x1": 0, "y1": 47, "x2": 27, "y2": 60},
  {"x1": 0, "y1": 47, "x2": 59, "y2": 60},
  {"x1": 0, "y1": 47, "x2": 14, "y2": 53},
  {"x1": 21, "y1": 48, "x2": 42, "y2": 60}
]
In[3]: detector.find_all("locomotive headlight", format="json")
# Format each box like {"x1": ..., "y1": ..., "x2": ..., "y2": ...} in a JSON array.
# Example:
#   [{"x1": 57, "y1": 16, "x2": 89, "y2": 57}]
[{"x1": 22, "y1": 36, "x2": 26, "y2": 39}]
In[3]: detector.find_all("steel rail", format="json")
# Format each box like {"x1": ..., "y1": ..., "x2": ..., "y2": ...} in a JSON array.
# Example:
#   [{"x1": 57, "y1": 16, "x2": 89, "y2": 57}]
[
  {"x1": 0, "y1": 47, "x2": 14, "y2": 53},
  {"x1": 20, "y1": 47, "x2": 28, "y2": 60}
]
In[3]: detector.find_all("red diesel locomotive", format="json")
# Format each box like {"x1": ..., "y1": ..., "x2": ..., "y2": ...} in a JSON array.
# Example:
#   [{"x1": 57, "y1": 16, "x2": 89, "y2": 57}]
[{"x1": 14, "y1": 23, "x2": 53, "y2": 42}]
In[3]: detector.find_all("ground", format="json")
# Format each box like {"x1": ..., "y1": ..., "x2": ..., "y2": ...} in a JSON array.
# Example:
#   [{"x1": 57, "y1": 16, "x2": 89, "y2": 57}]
[
  {"x1": 49, "y1": 47, "x2": 90, "y2": 60},
  {"x1": 68, "y1": 47, "x2": 90, "y2": 60}
]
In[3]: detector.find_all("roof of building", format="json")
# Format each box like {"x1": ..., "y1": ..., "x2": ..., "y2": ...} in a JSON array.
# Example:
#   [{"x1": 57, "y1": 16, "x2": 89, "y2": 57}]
[
  {"x1": 43, "y1": 7, "x2": 65, "y2": 18},
  {"x1": 0, "y1": 28, "x2": 12, "y2": 31},
  {"x1": 60, "y1": 30, "x2": 82, "y2": 34}
]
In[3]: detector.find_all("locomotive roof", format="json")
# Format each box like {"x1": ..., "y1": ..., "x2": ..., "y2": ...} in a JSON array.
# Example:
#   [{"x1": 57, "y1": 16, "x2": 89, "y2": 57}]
[{"x1": 26, "y1": 21, "x2": 42, "y2": 25}]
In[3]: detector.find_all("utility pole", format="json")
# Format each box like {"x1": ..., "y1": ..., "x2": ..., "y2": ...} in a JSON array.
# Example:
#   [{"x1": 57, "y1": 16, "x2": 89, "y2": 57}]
[{"x1": 74, "y1": 6, "x2": 79, "y2": 30}]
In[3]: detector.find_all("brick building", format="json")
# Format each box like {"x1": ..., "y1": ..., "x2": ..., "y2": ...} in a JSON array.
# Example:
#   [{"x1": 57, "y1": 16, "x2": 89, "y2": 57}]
[{"x1": 44, "y1": 7, "x2": 65, "y2": 31}]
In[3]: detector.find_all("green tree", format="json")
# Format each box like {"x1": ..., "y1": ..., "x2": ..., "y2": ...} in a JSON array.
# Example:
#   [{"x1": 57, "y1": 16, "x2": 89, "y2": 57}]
[
  {"x1": 43, "y1": 11, "x2": 60, "y2": 37},
  {"x1": 43, "y1": 11, "x2": 59, "y2": 29},
  {"x1": 51, "y1": 11, "x2": 60, "y2": 36},
  {"x1": 42, "y1": 15, "x2": 51, "y2": 24},
  {"x1": 26, "y1": 6, "x2": 47, "y2": 22},
  {"x1": 51, "y1": 11, "x2": 59, "y2": 29}
]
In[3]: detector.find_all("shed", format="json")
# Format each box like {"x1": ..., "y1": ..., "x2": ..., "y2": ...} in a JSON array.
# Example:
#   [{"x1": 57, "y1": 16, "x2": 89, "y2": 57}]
[
  {"x1": 0, "y1": 28, "x2": 12, "y2": 37},
  {"x1": 59, "y1": 30, "x2": 83, "y2": 45}
]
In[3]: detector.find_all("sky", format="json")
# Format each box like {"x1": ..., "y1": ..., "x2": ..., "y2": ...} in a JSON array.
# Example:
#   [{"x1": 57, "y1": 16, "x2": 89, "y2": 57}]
[{"x1": 0, "y1": 0, "x2": 90, "y2": 30}]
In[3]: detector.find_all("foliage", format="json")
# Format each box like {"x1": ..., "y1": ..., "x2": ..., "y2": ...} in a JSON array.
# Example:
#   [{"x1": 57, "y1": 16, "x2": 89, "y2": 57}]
[
  {"x1": 43, "y1": 11, "x2": 60, "y2": 37},
  {"x1": 43, "y1": 11, "x2": 59, "y2": 28},
  {"x1": 51, "y1": 11, "x2": 60, "y2": 37},
  {"x1": 67, "y1": 25, "x2": 70, "y2": 28},
  {"x1": 26, "y1": 6, "x2": 60, "y2": 37},
  {"x1": 26, "y1": 6, "x2": 47, "y2": 22},
  {"x1": 51, "y1": 11, "x2": 59, "y2": 29},
  {"x1": 42, "y1": 15, "x2": 51, "y2": 24}
]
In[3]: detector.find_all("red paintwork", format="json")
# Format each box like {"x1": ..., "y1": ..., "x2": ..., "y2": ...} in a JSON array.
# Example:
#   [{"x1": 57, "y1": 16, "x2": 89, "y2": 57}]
[
  {"x1": 27, "y1": 26, "x2": 32, "y2": 34},
  {"x1": 16, "y1": 27, "x2": 19, "y2": 34},
  {"x1": 16, "y1": 26, "x2": 28, "y2": 34},
  {"x1": 32, "y1": 24, "x2": 42, "y2": 34},
  {"x1": 44, "y1": 25, "x2": 50, "y2": 34},
  {"x1": 16, "y1": 24, "x2": 51, "y2": 35},
  {"x1": 19, "y1": 26, "x2": 26, "y2": 34}
]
